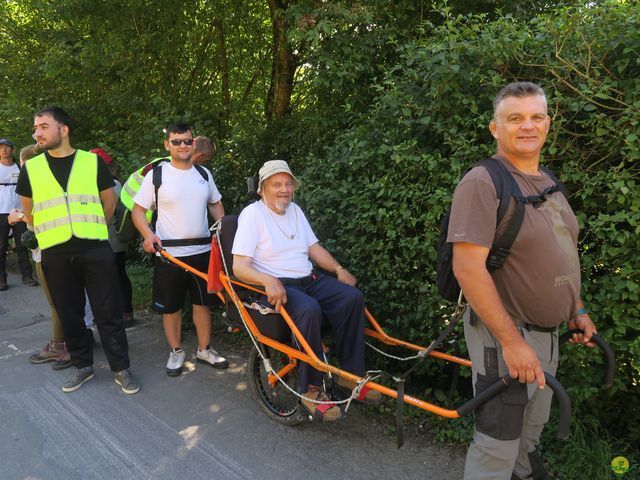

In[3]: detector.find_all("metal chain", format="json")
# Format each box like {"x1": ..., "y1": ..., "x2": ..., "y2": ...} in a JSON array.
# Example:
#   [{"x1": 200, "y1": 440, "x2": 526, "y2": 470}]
[
  {"x1": 365, "y1": 301, "x2": 466, "y2": 363},
  {"x1": 365, "y1": 341, "x2": 423, "y2": 361}
]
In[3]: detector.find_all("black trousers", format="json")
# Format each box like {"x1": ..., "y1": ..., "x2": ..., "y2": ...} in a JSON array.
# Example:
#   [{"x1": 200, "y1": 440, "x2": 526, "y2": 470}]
[
  {"x1": 114, "y1": 251, "x2": 133, "y2": 313},
  {"x1": 41, "y1": 244, "x2": 130, "y2": 371},
  {"x1": 260, "y1": 274, "x2": 366, "y2": 393},
  {"x1": 0, "y1": 214, "x2": 33, "y2": 277}
]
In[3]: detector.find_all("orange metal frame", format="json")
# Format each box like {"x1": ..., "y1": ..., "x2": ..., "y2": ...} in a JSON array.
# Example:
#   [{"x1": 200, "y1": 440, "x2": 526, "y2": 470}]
[{"x1": 159, "y1": 248, "x2": 470, "y2": 419}]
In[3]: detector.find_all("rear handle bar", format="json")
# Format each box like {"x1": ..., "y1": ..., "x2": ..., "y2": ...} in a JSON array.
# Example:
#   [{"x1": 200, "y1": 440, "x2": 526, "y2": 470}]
[
  {"x1": 456, "y1": 373, "x2": 571, "y2": 440},
  {"x1": 559, "y1": 330, "x2": 615, "y2": 387}
]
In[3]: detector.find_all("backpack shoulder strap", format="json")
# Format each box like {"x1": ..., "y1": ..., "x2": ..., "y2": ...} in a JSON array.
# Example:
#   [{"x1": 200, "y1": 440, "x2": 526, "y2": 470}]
[
  {"x1": 140, "y1": 157, "x2": 168, "y2": 177},
  {"x1": 152, "y1": 161, "x2": 163, "y2": 187},
  {"x1": 474, "y1": 158, "x2": 521, "y2": 225},
  {"x1": 475, "y1": 158, "x2": 526, "y2": 271},
  {"x1": 539, "y1": 164, "x2": 568, "y2": 200},
  {"x1": 151, "y1": 161, "x2": 164, "y2": 230},
  {"x1": 194, "y1": 164, "x2": 209, "y2": 182}
]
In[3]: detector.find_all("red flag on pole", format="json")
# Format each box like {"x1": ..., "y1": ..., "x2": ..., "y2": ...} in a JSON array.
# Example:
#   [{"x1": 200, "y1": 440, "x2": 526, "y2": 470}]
[{"x1": 207, "y1": 239, "x2": 224, "y2": 293}]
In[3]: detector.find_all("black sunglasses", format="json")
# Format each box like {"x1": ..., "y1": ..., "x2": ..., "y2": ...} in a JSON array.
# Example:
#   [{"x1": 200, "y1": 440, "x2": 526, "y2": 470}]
[{"x1": 169, "y1": 139, "x2": 194, "y2": 146}]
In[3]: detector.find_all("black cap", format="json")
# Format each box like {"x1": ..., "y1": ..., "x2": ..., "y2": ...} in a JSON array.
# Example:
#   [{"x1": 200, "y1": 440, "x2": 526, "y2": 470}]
[{"x1": 0, "y1": 138, "x2": 15, "y2": 148}]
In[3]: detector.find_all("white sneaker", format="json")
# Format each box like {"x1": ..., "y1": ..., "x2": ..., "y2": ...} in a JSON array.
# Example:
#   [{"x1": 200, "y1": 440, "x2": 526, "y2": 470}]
[
  {"x1": 166, "y1": 348, "x2": 185, "y2": 377},
  {"x1": 196, "y1": 346, "x2": 229, "y2": 369}
]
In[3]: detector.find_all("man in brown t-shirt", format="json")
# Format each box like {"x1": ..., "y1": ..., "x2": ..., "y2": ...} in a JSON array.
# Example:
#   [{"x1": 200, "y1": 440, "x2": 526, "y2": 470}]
[{"x1": 448, "y1": 82, "x2": 597, "y2": 480}]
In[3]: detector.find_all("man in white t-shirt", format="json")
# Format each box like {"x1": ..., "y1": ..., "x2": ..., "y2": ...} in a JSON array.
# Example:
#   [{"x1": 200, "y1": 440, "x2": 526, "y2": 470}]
[
  {"x1": 0, "y1": 138, "x2": 37, "y2": 291},
  {"x1": 232, "y1": 160, "x2": 381, "y2": 422},
  {"x1": 132, "y1": 123, "x2": 228, "y2": 376}
]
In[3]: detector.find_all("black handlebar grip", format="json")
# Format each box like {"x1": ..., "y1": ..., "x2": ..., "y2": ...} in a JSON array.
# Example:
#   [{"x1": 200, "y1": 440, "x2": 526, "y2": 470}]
[
  {"x1": 560, "y1": 330, "x2": 615, "y2": 387},
  {"x1": 544, "y1": 373, "x2": 571, "y2": 440},
  {"x1": 457, "y1": 373, "x2": 572, "y2": 440},
  {"x1": 457, "y1": 375, "x2": 513, "y2": 417}
]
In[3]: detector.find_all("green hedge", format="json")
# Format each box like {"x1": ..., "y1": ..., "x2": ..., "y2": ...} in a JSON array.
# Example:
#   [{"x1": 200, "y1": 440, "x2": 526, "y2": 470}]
[{"x1": 274, "y1": 3, "x2": 638, "y2": 476}]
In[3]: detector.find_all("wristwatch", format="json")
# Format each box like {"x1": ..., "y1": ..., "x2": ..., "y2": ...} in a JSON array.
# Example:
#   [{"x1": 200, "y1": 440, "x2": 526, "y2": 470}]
[{"x1": 17, "y1": 212, "x2": 25, "y2": 221}]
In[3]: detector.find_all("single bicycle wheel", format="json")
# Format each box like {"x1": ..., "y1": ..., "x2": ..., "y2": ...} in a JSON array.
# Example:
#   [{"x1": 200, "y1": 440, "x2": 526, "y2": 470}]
[{"x1": 247, "y1": 344, "x2": 303, "y2": 425}]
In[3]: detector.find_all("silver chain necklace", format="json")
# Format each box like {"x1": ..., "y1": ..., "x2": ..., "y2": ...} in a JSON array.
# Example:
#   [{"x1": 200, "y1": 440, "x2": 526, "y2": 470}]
[{"x1": 263, "y1": 200, "x2": 298, "y2": 240}]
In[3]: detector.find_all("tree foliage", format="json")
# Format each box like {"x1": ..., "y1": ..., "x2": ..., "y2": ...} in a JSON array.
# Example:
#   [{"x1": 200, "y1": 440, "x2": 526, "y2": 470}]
[
  {"x1": 292, "y1": 3, "x2": 639, "y2": 474},
  {"x1": 0, "y1": 1, "x2": 638, "y2": 476}
]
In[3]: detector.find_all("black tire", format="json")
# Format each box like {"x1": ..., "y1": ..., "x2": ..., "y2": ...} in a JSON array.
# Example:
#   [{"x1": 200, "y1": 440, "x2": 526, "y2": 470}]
[{"x1": 247, "y1": 345, "x2": 303, "y2": 426}]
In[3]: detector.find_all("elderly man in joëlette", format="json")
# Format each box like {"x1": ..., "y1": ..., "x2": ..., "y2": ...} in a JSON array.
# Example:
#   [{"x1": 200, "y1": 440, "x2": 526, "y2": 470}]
[{"x1": 232, "y1": 160, "x2": 381, "y2": 422}]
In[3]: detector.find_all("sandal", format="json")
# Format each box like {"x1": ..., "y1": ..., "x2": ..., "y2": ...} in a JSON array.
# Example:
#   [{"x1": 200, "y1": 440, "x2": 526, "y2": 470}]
[
  {"x1": 300, "y1": 388, "x2": 342, "y2": 422},
  {"x1": 337, "y1": 377, "x2": 383, "y2": 405}
]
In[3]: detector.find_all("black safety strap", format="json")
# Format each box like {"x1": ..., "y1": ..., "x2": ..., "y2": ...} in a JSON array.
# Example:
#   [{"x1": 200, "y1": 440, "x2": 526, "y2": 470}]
[
  {"x1": 396, "y1": 303, "x2": 467, "y2": 448},
  {"x1": 160, "y1": 236, "x2": 211, "y2": 247}
]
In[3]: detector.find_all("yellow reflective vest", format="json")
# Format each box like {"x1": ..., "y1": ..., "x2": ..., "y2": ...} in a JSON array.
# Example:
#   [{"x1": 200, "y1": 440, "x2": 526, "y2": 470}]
[
  {"x1": 26, "y1": 150, "x2": 108, "y2": 250},
  {"x1": 120, "y1": 157, "x2": 168, "y2": 222}
]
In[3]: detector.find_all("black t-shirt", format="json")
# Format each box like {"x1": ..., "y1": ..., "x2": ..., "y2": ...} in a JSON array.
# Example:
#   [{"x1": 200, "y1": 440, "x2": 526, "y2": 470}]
[{"x1": 16, "y1": 150, "x2": 115, "y2": 254}]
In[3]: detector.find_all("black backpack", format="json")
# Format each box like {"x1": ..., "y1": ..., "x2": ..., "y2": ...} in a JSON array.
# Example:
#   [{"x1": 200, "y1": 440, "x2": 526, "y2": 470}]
[
  {"x1": 113, "y1": 192, "x2": 139, "y2": 243},
  {"x1": 113, "y1": 158, "x2": 169, "y2": 243},
  {"x1": 436, "y1": 158, "x2": 567, "y2": 302}
]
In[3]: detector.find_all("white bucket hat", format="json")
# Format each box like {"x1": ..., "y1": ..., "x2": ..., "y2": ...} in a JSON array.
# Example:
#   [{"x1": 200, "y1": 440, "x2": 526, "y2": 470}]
[{"x1": 257, "y1": 160, "x2": 301, "y2": 192}]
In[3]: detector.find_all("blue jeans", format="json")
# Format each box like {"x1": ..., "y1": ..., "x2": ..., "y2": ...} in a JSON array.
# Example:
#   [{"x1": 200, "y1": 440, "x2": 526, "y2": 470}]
[{"x1": 263, "y1": 274, "x2": 366, "y2": 393}]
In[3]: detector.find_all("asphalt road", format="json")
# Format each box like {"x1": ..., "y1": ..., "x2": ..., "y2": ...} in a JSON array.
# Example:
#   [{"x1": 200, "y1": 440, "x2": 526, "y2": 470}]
[{"x1": 0, "y1": 269, "x2": 465, "y2": 480}]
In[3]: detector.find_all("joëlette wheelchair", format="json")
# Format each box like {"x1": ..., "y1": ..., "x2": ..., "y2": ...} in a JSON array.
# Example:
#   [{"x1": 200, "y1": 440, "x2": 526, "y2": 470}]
[{"x1": 156, "y1": 213, "x2": 615, "y2": 446}]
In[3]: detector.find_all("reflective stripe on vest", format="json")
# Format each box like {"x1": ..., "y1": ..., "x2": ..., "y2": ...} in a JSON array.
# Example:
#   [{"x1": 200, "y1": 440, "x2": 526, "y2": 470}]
[
  {"x1": 26, "y1": 150, "x2": 109, "y2": 249},
  {"x1": 120, "y1": 157, "x2": 167, "y2": 222}
]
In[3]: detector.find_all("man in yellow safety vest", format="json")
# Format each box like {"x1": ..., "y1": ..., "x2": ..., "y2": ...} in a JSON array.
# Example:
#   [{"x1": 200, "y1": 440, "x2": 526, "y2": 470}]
[{"x1": 16, "y1": 106, "x2": 139, "y2": 395}]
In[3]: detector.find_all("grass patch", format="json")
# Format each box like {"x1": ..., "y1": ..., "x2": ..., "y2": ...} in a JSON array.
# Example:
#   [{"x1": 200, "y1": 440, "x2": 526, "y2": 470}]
[
  {"x1": 543, "y1": 412, "x2": 638, "y2": 480},
  {"x1": 126, "y1": 260, "x2": 154, "y2": 311}
]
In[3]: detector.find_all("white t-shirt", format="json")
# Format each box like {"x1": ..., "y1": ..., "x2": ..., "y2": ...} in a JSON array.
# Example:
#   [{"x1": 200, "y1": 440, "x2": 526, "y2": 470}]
[
  {"x1": 0, "y1": 163, "x2": 21, "y2": 213},
  {"x1": 232, "y1": 200, "x2": 318, "y2": 278},
  {"x1": 133, "y1": 162, "x2": 222, "y2": 257}
]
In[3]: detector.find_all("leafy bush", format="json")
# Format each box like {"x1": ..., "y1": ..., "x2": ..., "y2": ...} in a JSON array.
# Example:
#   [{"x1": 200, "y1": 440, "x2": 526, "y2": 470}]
[
  {"x1": 289, "y1": 2, "x2": 639, "y2": 474},
  {"x1": 1, "y1": 0, "x2": 637, "y2": 475}
]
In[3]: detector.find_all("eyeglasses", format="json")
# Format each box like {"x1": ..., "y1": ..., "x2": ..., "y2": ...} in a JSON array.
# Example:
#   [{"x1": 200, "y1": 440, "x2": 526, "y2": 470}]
[{"x1": 169, "y1": 139, "x2": 194, "y2": 146}]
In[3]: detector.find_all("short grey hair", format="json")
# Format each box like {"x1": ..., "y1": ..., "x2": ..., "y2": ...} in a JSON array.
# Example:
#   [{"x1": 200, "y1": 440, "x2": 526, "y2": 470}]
[
  {"x1": 493, "y1": 82, "x2": 547, "y2": 119},
  {"x1": 194, "y1": 136, "x2": 216, "y2": 158}
]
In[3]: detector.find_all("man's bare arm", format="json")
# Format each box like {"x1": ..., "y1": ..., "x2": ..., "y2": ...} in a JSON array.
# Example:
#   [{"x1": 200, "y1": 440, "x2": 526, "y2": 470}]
[
  {"x1": 308, "y1": 243, "x2": 356, "y2": 286},
  {"x1": 233, "y1": 255, "x2": 287, "y2": 311},
  {"x1": 132, "y1": 203, "x2": 161, "y2": 253},
  {"x1": 19, "y1": 196, "x2": 34, "y2": 226},
  {"x1": 453, "y1": 242, "x2": 546, "y2": 388},
  {"x1": 208, "y1": 201, "x2": 224, "y2": 222}
]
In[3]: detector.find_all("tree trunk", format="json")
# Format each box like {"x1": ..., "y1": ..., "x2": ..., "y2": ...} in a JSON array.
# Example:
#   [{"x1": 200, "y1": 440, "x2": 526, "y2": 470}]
[
  {"x1": 266, "y1": 0, "x2": 297, "y2": 121},
  {"x1": 214, "y1": 17, "x2": 231, "y2": 134}
]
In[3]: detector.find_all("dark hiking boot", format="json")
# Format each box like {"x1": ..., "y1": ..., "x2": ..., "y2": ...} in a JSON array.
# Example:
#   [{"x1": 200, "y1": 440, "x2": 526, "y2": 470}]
[
  {"x1": 51, "y1": 347, "x2": 72, "y2": 370},
  {"x1": 30, "y1": 341, "x2": 65, "y2": 364}
]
